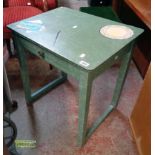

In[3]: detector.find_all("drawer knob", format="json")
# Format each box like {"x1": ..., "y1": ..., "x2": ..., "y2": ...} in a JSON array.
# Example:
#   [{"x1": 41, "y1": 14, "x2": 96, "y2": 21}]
[{"x1": 38, "y1": 51, "x2": 45, "y2": 58}]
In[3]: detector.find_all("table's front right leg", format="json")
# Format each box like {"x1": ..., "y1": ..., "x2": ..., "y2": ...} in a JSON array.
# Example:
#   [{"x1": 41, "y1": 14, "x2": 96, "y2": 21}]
[{"x1": 78, "y1": 72, "x2": 92, "y2": 147}]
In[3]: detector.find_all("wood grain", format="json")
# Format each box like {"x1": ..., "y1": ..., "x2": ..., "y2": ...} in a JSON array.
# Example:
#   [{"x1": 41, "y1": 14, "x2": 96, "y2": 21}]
[
  {"x1": 130, "y1": 65, "x2": 151, "y2": 155},
  {"x1": 125, "y1": 0, "x2": 151, "y2": 29}
]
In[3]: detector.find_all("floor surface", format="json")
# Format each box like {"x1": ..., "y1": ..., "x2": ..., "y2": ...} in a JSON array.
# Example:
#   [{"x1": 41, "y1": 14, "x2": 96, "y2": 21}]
[{"x1": 6, "y1": 58, "x2": 142, "y2": 155}]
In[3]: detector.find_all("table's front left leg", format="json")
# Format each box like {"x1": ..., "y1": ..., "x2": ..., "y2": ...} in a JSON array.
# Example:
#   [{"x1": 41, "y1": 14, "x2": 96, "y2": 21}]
[
  {"x1": 13, "y1": 36, "x2": 32, "y2": 105},
  {"x1": 14, "y1": 36, "x2": 68, "y2": 105},
  {"x1": 78, "y1": 72, "x2": 92, "y2": 147}
]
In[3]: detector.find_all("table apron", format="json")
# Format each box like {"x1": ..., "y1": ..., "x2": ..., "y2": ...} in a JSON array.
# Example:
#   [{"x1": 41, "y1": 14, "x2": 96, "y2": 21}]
[
  {"x1": 15, "y1": 35, "x2": 134, "y2": 83},
  {"x1": 15, "y1": 35, "x2": 90, "y2": 81}
]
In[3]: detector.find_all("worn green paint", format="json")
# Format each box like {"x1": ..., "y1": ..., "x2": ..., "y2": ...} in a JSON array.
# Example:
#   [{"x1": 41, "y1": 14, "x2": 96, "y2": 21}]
[
  {"x1": 8, "y1": 7, "x2": 143, "y2": 147},
  {"x1": 8, "y1": 7, "x2": 143, "y2": 71},
  {"x1": 13, "y1": 35, "x2": 32, "y2": 104},
  {"x1": 78, "y1": 71, "x2": 92, "y2": 146}
]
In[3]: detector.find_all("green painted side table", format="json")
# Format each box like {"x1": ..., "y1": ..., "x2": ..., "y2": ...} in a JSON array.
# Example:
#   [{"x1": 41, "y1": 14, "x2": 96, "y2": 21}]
[{"x1": 8, "y1": 7, "x2": 143, "y2": 147}]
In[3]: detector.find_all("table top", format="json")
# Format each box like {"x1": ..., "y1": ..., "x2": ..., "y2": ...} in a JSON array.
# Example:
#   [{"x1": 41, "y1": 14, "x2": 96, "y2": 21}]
[
  {"x1": 8, "y1": 7, "x2": 143, "y2": 71},
  {"x1": 125, "y1": 0, "x2": 151, "y2": 29}
]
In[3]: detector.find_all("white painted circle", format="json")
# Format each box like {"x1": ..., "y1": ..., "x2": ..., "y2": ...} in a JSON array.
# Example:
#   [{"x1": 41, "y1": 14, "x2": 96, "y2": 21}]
[{"x1": 100, "y1": 25, "x2": 134, "y2": 39}]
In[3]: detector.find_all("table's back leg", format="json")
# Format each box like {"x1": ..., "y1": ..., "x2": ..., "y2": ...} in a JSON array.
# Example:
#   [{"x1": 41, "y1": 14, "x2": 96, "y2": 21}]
[
  {"x1": 111, "y1": 42, "x2": 134, "y2": 108},
  {"x1": 13, "y1": 35, "x2": 32, "y2": 105},
  {"x1": 78, "y1": 72, "x2": 92, "y2": 147},
  {"x1": 61, "y1": 71, "x2": 67, "y2": 80}
]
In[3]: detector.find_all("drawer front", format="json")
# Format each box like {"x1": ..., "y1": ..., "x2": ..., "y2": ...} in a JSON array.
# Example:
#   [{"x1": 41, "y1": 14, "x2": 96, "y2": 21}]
[
  {"x1": 19, "y1": 38, "x2": 47, "y2": 60},
  {"x1": 18, "y1": 37, "x2": 85, "y2": 80}
]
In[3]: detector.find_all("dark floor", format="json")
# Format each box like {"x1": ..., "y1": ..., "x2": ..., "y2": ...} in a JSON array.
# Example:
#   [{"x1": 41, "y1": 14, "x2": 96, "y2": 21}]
[{"x1": 6, "y1": 0, "x2": 143, "y2": 154}]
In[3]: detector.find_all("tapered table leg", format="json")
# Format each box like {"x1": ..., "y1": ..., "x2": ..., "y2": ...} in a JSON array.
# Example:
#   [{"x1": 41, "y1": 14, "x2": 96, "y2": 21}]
[
  {"x1": 111, "y1": 44, "x2": 133, "y2": 108},
  {"x1": 78, "y1": 72, "x2": 92, "y2": 146},
  {"x1": 86, "y1": 42, "x2": 134, "y2": 139},
  {"x1": 14, "y1": 36, "x2": 32, "y2": 105}
]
